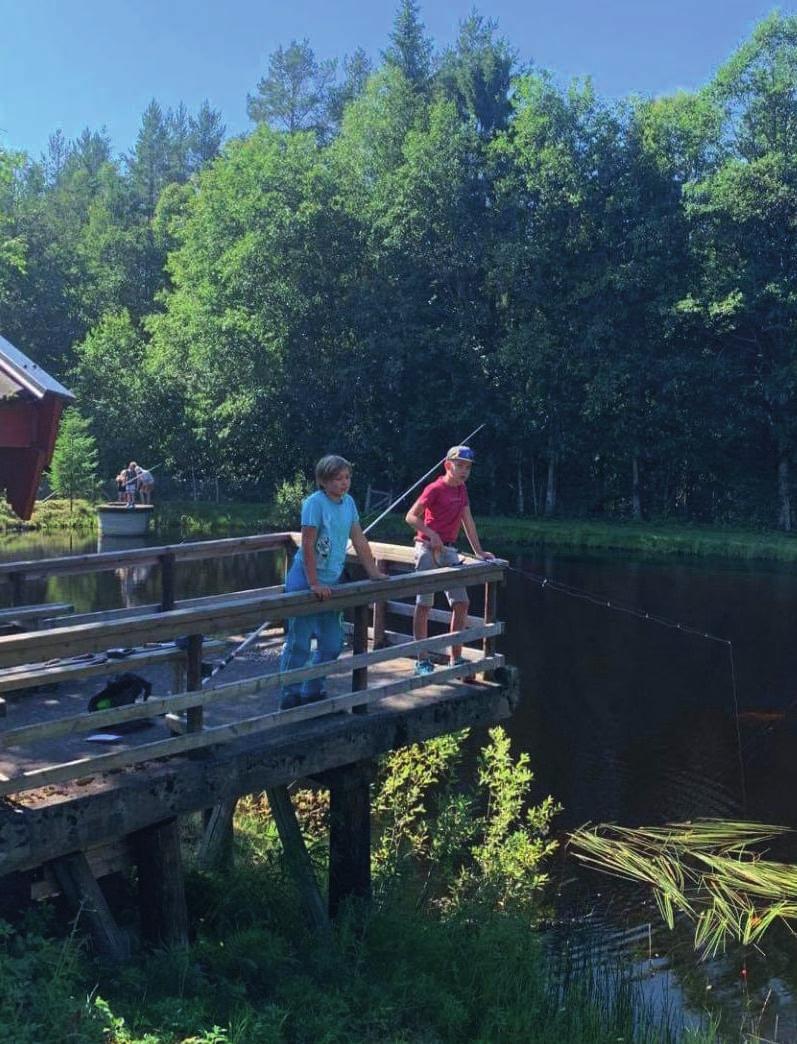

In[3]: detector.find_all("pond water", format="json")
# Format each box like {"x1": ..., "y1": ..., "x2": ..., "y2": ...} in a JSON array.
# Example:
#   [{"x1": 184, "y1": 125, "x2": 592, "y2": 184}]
[{"x1": 2, "y1": 529, "x2": 797, "y2": 1035}]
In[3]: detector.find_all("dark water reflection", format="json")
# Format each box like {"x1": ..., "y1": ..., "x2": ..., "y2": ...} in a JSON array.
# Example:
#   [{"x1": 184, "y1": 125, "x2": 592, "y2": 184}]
[
  {"x1": 3, "y1": 531, "x2": 797, "y2": 1033},
  {"x1": 505, "y1": 548, "x2": 797, "y2": 1037}
]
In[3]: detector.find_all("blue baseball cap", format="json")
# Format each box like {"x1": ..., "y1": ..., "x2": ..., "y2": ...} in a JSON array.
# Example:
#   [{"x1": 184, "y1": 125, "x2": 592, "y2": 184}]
[{"x1": 446, "y1": 445, "x2": 475, "y2": 462}]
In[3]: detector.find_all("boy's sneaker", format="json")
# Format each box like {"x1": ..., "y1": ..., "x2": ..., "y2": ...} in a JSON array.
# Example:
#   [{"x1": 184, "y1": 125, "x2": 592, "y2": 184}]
[
  {"x1": 414, "y1": 659, "x2": 435, "y2": 676},
  {"x1": 451, "y1": 656, "x2": 476, "y2": 683}
]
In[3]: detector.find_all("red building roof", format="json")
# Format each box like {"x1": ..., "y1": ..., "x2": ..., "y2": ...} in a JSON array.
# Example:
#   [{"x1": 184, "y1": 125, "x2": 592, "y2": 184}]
[{"x1": 0, "y1": 335, "x2": 75, "y2": 520}]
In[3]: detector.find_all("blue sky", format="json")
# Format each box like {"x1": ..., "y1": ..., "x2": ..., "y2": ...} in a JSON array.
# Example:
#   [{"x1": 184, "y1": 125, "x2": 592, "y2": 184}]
[{"x1": 0, "y1": 0, "x2": 785, "y2": 159}]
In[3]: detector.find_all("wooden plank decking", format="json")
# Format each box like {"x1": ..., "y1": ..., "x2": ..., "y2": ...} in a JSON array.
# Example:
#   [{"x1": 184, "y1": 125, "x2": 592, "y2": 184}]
[{"x1": 0, "y1": 532, "x2": 517, "y2": 935}]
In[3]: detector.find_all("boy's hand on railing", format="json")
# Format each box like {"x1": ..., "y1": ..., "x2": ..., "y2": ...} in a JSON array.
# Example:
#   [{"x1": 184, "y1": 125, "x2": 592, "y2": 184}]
[
  {"x1": 311, "y1": 583, "x2": 333, "y2": 600},
  {"x1": 369, "y1": 569, "x2": 389, "y2": 581},
  {"x1": 475, "y1": 551, "x2": 495, "y2": 560}
]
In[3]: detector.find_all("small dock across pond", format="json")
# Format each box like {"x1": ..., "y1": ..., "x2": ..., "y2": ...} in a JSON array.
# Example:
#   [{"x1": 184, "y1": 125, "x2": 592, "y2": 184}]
[{"x1": 0, "y1": 533, "x2": 517, "y2": 958}]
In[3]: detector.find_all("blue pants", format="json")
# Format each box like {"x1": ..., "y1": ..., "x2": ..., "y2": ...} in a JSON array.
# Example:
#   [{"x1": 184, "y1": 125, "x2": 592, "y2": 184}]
[{"x1": 280, "y1": 563, "x2": 343, "y2": 699}]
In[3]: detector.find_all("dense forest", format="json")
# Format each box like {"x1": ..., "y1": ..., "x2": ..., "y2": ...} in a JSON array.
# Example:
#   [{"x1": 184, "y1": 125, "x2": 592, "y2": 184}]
[{"x1": 2, "y1": 4, "x2": 797, "y2": 528}]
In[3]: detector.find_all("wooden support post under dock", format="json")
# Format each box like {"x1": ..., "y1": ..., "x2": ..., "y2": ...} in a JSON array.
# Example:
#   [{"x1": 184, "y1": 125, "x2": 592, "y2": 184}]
[
  {"x1": 267, "y1": 786, "x2": 330, "y2": 935},
  {"x1": 51, "y1": 852, "x2": 129, "y2": 961},
  {"x1": 132, "y1": 818, "x2": 189, "y2": 948},
  {"x1": 198, "y1": 798, "x2": 237, "y2": 870},
  {"x1": 326, "y1": 762, "x2": 373, "y2": 919}
]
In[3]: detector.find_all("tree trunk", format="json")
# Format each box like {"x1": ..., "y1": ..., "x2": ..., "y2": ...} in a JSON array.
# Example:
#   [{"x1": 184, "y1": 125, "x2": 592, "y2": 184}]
[
  {"x1": 778, "y1": 456, "x2": 792, "y2": 532},
  {"x1": 544, "y1": 452, "x2": 557, "y2": 517},
  {"x1": 516, "y1": 453, "x2": 524, "y2": 515},
  {"x1": 631, "y1": 455, "x2": 642, "y2": 521},
  {"x1": 530, "y1": 452, "x2": 539, "y2": 516}
]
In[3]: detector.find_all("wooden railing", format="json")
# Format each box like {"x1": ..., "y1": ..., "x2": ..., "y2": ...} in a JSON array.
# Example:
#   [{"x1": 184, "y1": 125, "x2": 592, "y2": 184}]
[{"x1": 0, "y1": 537, "x2": 506, "y2": 798}]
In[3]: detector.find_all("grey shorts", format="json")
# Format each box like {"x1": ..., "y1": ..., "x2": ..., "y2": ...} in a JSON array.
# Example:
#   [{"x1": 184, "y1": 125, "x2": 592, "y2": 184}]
[{"x1": 414, "y1": 542, "x2": 469, "y2": 608}]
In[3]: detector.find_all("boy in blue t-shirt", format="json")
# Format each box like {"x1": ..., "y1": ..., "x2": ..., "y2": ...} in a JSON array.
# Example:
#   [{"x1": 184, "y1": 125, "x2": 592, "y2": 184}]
[{"x1": 280, "y1": 454, "x2": 386, "y2": 709}]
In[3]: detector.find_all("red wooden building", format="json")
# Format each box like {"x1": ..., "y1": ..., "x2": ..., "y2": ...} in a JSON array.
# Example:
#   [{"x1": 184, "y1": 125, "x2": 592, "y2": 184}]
[{"x1": 0, "y1": 335, "x2": 75, "y2": 520}]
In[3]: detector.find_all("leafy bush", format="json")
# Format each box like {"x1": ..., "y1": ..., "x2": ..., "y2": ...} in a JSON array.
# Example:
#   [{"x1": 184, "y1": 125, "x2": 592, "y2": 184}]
[{"x1": 270, "y1": 472, "x2": 312, "y2": 529}]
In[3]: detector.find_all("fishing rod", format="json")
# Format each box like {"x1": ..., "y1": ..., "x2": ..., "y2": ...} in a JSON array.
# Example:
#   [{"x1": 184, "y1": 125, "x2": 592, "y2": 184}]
[
  {"x1": 201, "y1": 424, "x2": 487, "y2": 687},
  {"x1": 364, "y1": 423, "x2": 485, "y2": 534}
]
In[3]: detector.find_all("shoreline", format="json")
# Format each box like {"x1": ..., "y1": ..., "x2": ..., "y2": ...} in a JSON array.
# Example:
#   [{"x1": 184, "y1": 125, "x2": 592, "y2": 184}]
[{"x1": 4, "y1": 500, "x2": 797, "y2": 563}]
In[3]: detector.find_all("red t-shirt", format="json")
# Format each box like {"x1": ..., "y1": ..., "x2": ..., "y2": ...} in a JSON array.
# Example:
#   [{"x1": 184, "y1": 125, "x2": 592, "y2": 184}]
[{"x1": 416, "y1": 476, "x2": 469, "y2": 544}]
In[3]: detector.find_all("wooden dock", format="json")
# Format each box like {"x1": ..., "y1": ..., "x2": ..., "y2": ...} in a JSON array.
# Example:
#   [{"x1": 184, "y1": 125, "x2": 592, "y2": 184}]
[{"x1": 0, "y1": 533, "x2": 517, "y2": 957}]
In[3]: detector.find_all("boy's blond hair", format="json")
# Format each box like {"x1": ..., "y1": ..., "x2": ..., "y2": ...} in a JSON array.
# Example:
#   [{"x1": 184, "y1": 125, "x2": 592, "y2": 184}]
[{"x1": 315, "y1": 455, "x2": 352, "y2": 487}]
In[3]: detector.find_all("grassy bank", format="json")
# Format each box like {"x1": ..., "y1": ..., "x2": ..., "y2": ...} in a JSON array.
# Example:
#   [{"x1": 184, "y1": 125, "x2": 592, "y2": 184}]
[
  {"x1": 7, "y1": 497, "x2": 797, "y2": 563},
  {"x1": 0, "y1": 498, "x2": 97, "y2": 532},
  {"x1": 368, "y1": 513, "x2": 797, "y2": 562},
  {"x1": 1, "y1": 809, "x2": 714, "y2": 1044}
]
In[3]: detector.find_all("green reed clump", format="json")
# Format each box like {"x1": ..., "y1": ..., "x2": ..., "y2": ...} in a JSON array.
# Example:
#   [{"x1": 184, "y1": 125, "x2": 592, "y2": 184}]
[{"x1": 570, "y1": 819, "x2": 797, "y2": 959}]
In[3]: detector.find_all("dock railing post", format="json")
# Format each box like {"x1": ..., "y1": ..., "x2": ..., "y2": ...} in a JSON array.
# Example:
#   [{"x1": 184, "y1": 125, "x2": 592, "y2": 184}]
[
  {"x1": 185, "y1": 633, "x2": 204, "y2": 732},
  {"x1": 9, "y1": 572, "x2": 25, "y2": 607},
  {"x1": 158, "y1": 552, "x2": 176, "y2": 612},
  {"x1": 372, "y1": 559, "x2": 387, "y2": 649},
  {"x1": 483, "y1": 579, "x2": 498, "y2": 681},
  {"x1": 352, "y1": 601, "x2": 369, "y2": 714}
]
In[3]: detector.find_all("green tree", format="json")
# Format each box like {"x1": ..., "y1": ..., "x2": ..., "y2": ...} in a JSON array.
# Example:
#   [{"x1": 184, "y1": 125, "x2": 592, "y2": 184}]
[
  {"x1": 437, "y1": 12, "x2": 516, "y2": 137},
  {"x1": 383, "y1": 0, "x2": 434, "y2": 90},
  {"x1": 687, "y1": 13, "x2": 797, "y2": 528},
  {"x1": 49, "y1": 408, "x2": 99, "y2": 507},
  {"x1": 247, "y1": 39, "x2": 336, "y2": 135}
]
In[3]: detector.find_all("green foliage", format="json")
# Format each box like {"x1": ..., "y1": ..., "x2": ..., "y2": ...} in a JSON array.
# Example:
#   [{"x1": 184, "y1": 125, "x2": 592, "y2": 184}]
[
  {"x1": 270, "y1": 471, "x2": 313, "y2": 529},
  {"x1": 9, "y1": 14, "x2": 797, "y2": 530},
  {"x1": 247, "y1": 39, "x2": 337, "y2": 135},
  {"x1": 373, "y1": 726, "x2": 561, "y2": 917},
  {"x1": 48, "y1": 408, "x2": 100, "y2": 504}
]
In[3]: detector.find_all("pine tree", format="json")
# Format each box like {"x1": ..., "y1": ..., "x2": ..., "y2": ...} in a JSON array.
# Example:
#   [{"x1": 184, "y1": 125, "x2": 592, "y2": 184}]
[
  {"x1": 247, "y1": 39, "x2": 336, "y2": 134},
  {"x1": 383, "y1": 0, "x2": 433, "y2": 89},
  {"x1": 49, "y1": 408, "x2": 100, "y2": 509}
]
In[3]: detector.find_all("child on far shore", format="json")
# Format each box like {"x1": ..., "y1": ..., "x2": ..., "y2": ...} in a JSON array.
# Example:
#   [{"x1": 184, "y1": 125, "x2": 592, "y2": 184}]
[
  {"x1": 279, "y1": 454, "x2": 387, "y2": 710},
  {"x1": 405, "y1": 445, "x2": 494, "y2": 678}
]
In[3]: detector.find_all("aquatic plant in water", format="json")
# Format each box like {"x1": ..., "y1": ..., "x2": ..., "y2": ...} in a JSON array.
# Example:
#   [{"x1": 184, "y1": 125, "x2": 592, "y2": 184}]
[{"x1": 569, "y1": 820, "x2": 797, "y2": 958}]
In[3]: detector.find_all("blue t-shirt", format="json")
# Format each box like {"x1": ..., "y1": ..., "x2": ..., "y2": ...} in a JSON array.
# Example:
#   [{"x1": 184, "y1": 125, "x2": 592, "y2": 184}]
[{"x1": 291, "y1": 490, "x2": 359, "y2": 585}]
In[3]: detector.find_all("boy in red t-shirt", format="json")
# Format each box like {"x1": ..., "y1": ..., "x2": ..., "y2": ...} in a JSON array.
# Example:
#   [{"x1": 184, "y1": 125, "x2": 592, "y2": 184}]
[{"x1": 405, "y1": 445, "x2": 494, "y2": 677}]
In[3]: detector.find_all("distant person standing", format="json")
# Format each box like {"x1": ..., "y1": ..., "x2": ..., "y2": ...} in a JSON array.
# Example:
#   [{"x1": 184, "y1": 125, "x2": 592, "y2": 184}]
[
  {"x1": 136, "y1": 465, "x2": 155, "y2": 504},
  {"x1": 115, "y1": 471, "x2": 126, "y2": 502},
  {"x1": 123, "y1": 462, "x2": 138, "y2": 508}
]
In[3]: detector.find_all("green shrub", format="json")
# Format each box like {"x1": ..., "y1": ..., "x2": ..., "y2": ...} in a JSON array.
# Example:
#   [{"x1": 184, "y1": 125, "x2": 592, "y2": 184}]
[{"x1": 270, "y1": 472, "x2": 312, "y2": 529}]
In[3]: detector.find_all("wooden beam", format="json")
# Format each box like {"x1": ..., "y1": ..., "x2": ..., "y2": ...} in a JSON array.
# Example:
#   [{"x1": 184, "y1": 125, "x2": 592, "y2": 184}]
[
  {"x1": 351, "y1": 603, "x2": 369, "y2": 715},
  {"x1": 483, "y1": 580, "x2": 498, "y2": 681},
  {"x1": 326, "y1": 763, "x2": 373, "y2": 918},
  {"x1": 41, "y1": 586, "x2": 285, "y2": 629},
  {"x1": 196, "y1": 798, "x2": 237, "y2": 870},
  {"x1": 0, "y1": 562, "x2": 505, "y2": 668},
  {"x1": 0, "y1": 625, "x2": 501, "y2": 748},
  {"x1": 0, "y1": 656, "x2": 503, "y2": 797},
  {"x1": 0, "y1": 639, "x2": 226, "y2": 697},
  {"x1": 0, "y1": 532, "x2": 295, "y2": 582},
  {"x1": 0, "y1": 671, "x2": 519, "y2": 878},
  {"x1": 132, "y1": 818, "x2": 188, "y2": 948},
  {"x1": 372, "y1": 560, "x2": 387, "y2": 649},
  {"x1": 0, "y1": 602, "x2": 73, "y2": 625},
  {"x1": 159, "y1": 553, "x2": 176, "y2": 612},
  {"x1": 266, "y1": 786, "x2": 330, "y2": 935},
  {"x1": 383, "y1": 600, "x2": 484, "y2": 627},
  {"x1": 50, "y1": 851, "x2": 129, "y2": 961}
]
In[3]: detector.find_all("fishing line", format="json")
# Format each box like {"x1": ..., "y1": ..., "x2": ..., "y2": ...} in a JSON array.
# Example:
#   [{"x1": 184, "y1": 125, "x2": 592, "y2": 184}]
[{"x1": 505, "y1": 562, "x2": 748, "y2": 809}]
